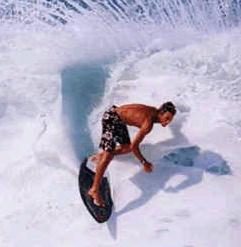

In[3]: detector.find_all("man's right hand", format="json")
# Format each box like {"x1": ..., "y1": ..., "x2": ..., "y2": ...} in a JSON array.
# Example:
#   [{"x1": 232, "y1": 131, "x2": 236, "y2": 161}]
[{"x1": 143, "y1": 161, "x2": 153, "y2": 173}]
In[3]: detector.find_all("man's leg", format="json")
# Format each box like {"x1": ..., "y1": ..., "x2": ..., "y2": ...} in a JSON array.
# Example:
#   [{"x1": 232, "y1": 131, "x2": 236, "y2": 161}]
[
  {"x1": 89, "y1": 152, "x2": 103, "y2": 164},
  {"x1": 113, "y1": 144, "x2": 131, "y2": 155},
  {"x1": 88, "y1": 151, "x2": 114, "y2": 206},
  {"x1": 90, "y1": 144, "x2": 131, "y2": 164}
]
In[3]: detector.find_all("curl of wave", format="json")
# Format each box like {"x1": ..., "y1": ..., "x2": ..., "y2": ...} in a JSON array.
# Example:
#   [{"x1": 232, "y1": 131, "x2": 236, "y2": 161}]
[{"x1": 1, "y1": 0, "x2": 241, "y2": 31}]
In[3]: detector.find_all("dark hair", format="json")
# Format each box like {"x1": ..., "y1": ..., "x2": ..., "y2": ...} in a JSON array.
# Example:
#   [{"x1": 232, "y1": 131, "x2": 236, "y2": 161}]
[{"x1": 159, "y1": 101, "x2": 176, "y2": 115}]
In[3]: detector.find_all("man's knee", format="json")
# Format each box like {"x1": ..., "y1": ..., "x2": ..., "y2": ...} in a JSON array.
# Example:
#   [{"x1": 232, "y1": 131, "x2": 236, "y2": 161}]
[
  {"x1": 102, "y1": 151, "x2": 114, "y2": 162},
  {"x1": 111, "y1": 143, "x2": 131, "y2": 156}
]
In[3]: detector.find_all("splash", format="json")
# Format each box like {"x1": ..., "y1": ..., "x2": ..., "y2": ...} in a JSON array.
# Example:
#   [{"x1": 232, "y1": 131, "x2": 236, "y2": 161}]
[{"x1": 1, "y1": 0, "x2": 241, "y2": 31}]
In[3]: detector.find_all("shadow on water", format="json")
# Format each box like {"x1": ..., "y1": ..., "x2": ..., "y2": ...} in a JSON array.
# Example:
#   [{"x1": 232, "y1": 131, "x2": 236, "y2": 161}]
[
  {"x1": 61, "y1": 62, "x2": 109, "y2": 161},
  {"x1": 114, "y1": 110, "x2": 231, "y2": 218}
]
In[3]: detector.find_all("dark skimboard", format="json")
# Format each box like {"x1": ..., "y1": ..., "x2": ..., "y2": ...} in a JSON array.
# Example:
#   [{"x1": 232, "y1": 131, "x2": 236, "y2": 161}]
[{"x1": 78, "y1": 157, "x2": 113, "y2": 223}]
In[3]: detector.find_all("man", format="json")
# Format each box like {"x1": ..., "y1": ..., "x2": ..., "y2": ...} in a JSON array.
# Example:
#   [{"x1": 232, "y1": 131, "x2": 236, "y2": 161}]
[{"x1": 88, "y1": 102, "x2": 176, "y2": 206}]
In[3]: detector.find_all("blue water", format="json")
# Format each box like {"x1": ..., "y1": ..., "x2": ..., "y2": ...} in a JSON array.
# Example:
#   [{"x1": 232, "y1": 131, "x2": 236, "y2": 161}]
[
  {"x1": 163, "y1": 146, "x2": 231, "y2": 175},
  {"x1": 61, "y1": 61, "x2": 110, "y2": 160}
]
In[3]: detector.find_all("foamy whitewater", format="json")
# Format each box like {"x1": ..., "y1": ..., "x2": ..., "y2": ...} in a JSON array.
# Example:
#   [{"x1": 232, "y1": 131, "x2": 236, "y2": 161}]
[{"x1": 1, "y1": 1, "x2": 241, "y2": 246}]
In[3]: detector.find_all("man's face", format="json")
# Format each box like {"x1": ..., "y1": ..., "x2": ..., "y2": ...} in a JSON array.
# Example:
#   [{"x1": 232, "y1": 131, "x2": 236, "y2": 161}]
[{"x1": 159, "y1": 111, "x2": 174, "y2": 127}]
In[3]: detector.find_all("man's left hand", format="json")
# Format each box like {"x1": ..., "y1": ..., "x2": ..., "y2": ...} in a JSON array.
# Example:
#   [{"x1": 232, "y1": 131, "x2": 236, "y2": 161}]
[{"x1": 143, "y1": 161, "x2": 153, "y2": 173}]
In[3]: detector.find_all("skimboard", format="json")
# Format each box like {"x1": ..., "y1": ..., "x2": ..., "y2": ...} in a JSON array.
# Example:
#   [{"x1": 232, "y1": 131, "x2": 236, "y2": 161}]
[{"x1": 78, "y1": 157, "x2": 113, "y2": 223}]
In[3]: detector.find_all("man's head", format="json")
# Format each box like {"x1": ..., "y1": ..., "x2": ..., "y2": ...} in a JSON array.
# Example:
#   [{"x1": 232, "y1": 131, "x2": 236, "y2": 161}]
[{"x1": 157, "y1": 101, "x2": 176, "y2": 127}]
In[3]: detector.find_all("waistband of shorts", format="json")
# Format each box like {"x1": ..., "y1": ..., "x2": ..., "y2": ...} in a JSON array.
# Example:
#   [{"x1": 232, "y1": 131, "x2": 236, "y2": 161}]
[
  {"x1": 109, "y1": 105, "x2": 122, "y2": 119},
  {"x1": 110, "y1": 105, "x2": 118, "y2": 111}
]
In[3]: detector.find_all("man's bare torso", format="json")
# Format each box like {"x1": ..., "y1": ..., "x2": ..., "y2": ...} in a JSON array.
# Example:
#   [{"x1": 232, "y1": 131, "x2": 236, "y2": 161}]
[
  {"x1": 116, "y1": 104, "x2": 158, "y2": 128},
  {"x1": 88, "y1": 102, "x2": 175, "y2": 206}
]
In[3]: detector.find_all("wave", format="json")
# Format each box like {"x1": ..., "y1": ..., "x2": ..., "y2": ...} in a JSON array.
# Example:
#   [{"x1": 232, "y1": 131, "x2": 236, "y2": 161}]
[
  {"x1": 1, "y1": 2, "x2": 241, "y2": 246},
  {"x1": 1, "y1": 0, "x2": 241, "y2": 31}
]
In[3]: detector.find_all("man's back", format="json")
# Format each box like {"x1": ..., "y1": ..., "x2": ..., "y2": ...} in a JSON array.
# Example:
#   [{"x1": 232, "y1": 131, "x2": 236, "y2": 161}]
[{"x1": 116, "y1": 104, "x2": 157, "y2": 128}]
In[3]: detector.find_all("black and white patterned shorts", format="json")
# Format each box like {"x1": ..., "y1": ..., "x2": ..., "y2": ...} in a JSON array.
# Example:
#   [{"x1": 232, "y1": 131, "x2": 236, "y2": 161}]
[{"x1": 99, "y1": 105, "x2": 131, "y2": 152}]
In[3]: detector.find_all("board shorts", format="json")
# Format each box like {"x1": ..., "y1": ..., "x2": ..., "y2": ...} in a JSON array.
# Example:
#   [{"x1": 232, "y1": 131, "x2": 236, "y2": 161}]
[{"x1": 99, "y1": 105, "x2": 131, "y2": 152}]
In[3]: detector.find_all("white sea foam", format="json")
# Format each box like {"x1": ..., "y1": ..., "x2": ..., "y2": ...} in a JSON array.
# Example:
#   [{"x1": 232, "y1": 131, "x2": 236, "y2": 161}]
[
  {"x1": 88, "y1": 29, "x2": 241, "y2": 246},
  {"x1": 0, "y1": 5, "x2": 241, "y2": 247}
]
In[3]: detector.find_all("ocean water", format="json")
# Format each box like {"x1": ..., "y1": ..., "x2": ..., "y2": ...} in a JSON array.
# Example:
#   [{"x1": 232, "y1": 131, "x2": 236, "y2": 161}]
[{"x1": 1, "y1": 1, "x2": 241, "y2": 246}]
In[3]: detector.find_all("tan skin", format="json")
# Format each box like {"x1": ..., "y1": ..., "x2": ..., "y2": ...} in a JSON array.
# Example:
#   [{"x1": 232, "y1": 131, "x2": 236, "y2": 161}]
[{"x1": 88, "y1": 104, "x2": 175, "y2": 206}]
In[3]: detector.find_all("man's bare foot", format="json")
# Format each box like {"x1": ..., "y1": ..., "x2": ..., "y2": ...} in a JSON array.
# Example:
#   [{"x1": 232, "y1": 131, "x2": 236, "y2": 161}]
[
  {"x1": 88, "y1": 189, "x2": 105, "y2": 207},
  {"x1": 90, "y1": 153, "x2": 103, "y2": 165}
]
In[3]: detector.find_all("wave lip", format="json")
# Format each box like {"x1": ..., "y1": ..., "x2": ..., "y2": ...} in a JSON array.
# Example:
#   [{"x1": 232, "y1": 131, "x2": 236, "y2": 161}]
[{"x1": 1, "y1": 0, "x2": 241, "y2": 32}]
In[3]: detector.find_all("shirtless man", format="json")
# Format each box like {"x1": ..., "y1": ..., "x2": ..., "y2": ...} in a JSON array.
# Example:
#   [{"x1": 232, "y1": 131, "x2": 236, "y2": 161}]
[{"x1": 88, "y1": 102, "x2": 176, "y2": 206}]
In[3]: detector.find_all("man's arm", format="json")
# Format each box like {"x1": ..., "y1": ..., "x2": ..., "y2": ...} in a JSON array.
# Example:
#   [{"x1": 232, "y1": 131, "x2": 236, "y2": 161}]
[{"x1": 131, "y1": 120, "x2": 153, "y2": 164}]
